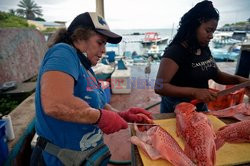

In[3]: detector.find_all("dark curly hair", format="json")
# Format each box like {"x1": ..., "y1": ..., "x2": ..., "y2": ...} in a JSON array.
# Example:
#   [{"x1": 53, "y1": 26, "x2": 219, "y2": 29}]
[{"x1": 169, "y1": 0, "x2": 219, "y2": 53}]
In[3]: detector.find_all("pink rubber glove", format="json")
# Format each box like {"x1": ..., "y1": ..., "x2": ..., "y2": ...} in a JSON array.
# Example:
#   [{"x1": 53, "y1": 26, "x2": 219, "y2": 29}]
[
  {"x1": 97, "y1": 109, "x2": 128, "y2": 134},
  {"x1": 118, "y1": 107, "x2": 153, "y2": 123}
]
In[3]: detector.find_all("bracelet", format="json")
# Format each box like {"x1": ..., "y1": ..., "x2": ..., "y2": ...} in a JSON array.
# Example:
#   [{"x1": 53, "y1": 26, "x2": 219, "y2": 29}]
[{"x1": 94, "y1": 109, "x2": 102, "y2": 125}]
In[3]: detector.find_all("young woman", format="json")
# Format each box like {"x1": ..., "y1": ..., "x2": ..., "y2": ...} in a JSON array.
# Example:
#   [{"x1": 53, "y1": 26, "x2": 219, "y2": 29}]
[{"x1": 155, "y1": 0, "x2": 250, "y2": 113}]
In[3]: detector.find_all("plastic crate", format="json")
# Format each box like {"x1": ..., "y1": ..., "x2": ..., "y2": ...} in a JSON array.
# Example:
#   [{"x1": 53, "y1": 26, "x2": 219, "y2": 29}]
[
  {"x1": 0, "y1": 120, "x2": 9, "y2": 165},
  {"x1": 207, "y1": 86, "x2": 245, "y2": 111}
]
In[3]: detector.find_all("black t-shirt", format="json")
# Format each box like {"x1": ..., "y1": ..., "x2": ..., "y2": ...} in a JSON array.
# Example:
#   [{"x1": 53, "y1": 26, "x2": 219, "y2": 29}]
[{"x1": 162, "y1": 44, "x2": 218, "y2": 89}]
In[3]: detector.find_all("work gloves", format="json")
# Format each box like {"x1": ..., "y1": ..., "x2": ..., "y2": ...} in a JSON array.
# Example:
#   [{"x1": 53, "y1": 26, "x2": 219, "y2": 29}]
[
  {"x1": 97, "y1": 108, "x2": 153, "y2": 134},
  {"x1": 118, "y1": 107, "x2": 153, "y2": 123},
  {"x1": 97, "y1": 109, "x2": 128, "y2": 134}
]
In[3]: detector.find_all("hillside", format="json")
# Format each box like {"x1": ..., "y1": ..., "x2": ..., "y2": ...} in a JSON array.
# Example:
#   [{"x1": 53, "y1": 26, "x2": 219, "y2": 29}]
[
  {"x1": 0, "y1": 11, "x2": 31, "y2": 28},
  {"x1": 221, "y1": 20, "x2": 250, "y2": 31}
]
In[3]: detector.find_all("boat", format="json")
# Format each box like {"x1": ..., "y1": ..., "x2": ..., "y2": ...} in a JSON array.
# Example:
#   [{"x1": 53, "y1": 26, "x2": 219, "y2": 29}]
[
  {"x1": 141, "y1": 32, "x2": 168, "y2": 46},
  {"x1": 232, "y1": 31, "x2": 247, "y2": 41},
  {"x1": 211, "y1": 42, "x2": 241, "y2": 62},
  {"x1": 211, "y1": 48, "x2": 239, "y2": 62},
  {"x1": 145, "y1": 44, "x2": 164, "y2": 60},
  {"x1": 210, "y1": 31, "x2": 244, "y2": 62},
  {"x1": 212, "y1": 32, "x2": 241, "y2": 49},
  {"x1": 92, "y1": 60, "x2": 115, "y2": 81}
]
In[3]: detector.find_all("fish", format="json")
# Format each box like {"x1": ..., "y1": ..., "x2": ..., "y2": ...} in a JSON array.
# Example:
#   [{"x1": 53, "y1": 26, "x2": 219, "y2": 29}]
[
  {"x1": 208, "y1": 103, "x2": 250, "y2": 121},
  {"x1": 175, "y1": 102, "x2": 196, "y2": 138},
  {"x1": 151, "y1": 126, "x2": 195, "y2": 166},
  {"x1": 130, "y1": 136, "x2": 162, "y2": 160},
  {"x1": 130, "y1": 123, "x2": 195, "y2": 166},
  {"x1": 215, "y1": 120, "x2": 250, "y2": 150},
  {"x1": 175, "y1": 102, "x2": 216, "y2": 166},
  {"x1": 136, "y1": 113, "x2": 154, "y2": 131}
]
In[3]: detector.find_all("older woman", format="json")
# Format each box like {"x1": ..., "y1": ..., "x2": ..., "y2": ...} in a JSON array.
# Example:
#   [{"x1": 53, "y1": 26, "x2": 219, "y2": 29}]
[{"x1": 31, "y1": 12, "x2": 152, "y2": 166}]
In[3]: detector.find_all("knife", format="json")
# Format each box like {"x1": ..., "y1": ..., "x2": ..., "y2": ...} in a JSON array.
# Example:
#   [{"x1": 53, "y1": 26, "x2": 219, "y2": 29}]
[
  {"x1": 217, "y1": 81, "x2": 250, "y2": 97},
  {"x1": 190, "y1": 81, "x2": 250, "y2": 105},
  {"x1": 128, "y1": 123, "x2": 160, "y2": 126}
]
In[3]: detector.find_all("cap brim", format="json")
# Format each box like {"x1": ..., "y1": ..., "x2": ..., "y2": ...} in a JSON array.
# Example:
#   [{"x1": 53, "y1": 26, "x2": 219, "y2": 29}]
[{"x1": 96, "y1": 29, "x2": 122, "y2": 44}]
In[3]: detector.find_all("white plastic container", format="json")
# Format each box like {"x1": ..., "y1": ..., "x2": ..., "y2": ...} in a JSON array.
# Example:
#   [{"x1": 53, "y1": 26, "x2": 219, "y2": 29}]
[
  {"x1": 111, "y1": 67, "x2": 131, "y2": 94},
  {"x1": 99, "y1": 81, "x2": 111, "y2": 103}
]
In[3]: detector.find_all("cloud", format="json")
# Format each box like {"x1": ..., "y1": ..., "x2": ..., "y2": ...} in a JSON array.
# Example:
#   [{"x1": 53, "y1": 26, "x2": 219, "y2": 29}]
[{"x1": 0, "y1": 0, "x2": 249, "y2": 29}]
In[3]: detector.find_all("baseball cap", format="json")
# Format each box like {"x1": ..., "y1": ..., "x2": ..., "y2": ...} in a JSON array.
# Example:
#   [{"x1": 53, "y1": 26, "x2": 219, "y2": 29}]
[{"x1": 67, "y1": 12, "x2": 122, "y2": 44}]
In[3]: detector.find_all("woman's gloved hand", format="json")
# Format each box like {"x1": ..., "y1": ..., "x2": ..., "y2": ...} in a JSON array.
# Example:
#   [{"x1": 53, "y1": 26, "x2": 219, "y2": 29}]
[
  {"x1": 118, "y1": 107, "x2": 153, "y2": 123},
  {"x1": 97, "y1": 109, "x2": 128, "y2": 134}
]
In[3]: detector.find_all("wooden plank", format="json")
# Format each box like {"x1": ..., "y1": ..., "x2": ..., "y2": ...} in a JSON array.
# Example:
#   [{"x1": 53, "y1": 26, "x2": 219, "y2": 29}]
[{"x1": 2, "y1": 82, "x2": 36, "y2": 95}]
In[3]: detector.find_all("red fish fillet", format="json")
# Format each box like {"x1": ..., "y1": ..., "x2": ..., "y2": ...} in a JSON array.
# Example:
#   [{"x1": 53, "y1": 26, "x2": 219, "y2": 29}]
[
  {"x1": 130, "y1": 124, "x2": 195, "y2": 166},
  {"x1": 215, "y1": 120, "x2": 250, "y2": 150},
  {"x1": 208, "y1": 103, "x2": 250, "y2": 120},
  {"x1": 175, "y1": 102, "x2": 216, "y2": 166}
]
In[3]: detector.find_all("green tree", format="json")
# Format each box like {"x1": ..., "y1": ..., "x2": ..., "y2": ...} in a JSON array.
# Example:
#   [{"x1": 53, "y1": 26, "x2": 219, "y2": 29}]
[
  {"x1": 8, "y1": 9, "x2": 16, "y2": 15},
  {"x1": 248, "y1": 18, "x2": 250, "y2": 22},
  {"x1": 16, "y1": 0, "x2": 42, "y2": 20},
  {"x1": 34, "y1": 17, "x2": 45, "y2": 21}
]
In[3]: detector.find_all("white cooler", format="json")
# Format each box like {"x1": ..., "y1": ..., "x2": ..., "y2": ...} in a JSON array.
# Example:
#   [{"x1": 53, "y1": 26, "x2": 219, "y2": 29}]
[{"x1": 111, "y1": 67, "x2": 131, "y2": 94}]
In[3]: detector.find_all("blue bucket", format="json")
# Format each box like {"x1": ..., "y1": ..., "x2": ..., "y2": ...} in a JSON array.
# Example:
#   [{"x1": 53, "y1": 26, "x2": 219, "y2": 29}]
[{"x1": 0, "y1": 120, "x2": 8, "y2": 165}]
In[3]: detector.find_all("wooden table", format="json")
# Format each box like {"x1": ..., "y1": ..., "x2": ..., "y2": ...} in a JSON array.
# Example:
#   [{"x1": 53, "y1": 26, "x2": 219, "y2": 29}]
[{"x1": 130, "y1": 113, "x2": 241, "y2": 166}]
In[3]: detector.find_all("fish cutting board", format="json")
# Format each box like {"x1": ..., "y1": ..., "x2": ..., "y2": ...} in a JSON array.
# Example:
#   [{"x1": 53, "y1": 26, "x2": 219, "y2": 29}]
[{"x1": 137, "y1": 115, "x2": 250, "y2": 166}]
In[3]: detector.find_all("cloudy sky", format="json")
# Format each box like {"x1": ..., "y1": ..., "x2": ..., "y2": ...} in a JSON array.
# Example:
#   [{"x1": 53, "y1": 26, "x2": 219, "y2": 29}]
[{"x1": 0, "y1": 0, "x2": 249, "y2": 29}]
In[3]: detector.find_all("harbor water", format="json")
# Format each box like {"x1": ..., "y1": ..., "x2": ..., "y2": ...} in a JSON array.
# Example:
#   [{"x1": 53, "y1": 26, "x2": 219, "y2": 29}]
[{"x1": 110, "y1": 28, "x2": 177, "y2": 56}]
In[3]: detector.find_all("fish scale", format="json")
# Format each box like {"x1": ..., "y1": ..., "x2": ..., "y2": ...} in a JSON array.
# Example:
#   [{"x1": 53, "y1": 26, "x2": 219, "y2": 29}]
[
  {"x1": 215, "y1": 120, "x2": 250, "y2": 150},
  {"x1": 131, "y1": 124, "x2": 195, "y2": 165},
  {"x1": 175, "y1": 102, "x2": 216, "y2": 166}
]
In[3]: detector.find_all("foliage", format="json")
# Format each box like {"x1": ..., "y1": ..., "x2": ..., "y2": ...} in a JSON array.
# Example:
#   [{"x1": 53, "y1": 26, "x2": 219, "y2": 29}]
[
  {"x1": 8, "y1": 9, "x2": 16, "y2": 15},
  {"x1": 16, "y1": 0, "x2": 42, "y2": 20},
  {"x1": 34, "y1": 17, "x2": 45, "y2": 21},
  {"x1": 234, "y1": 22, "x2": 246, "y2": 26},
  {"x1": 0, "y1": 11, "x2": 30, "y2": 28},
  {"x1": 223, "y1": 21, "x2": 249, "y2": 27},
  {"x1": 41, "y1": 27, "x2": 57, "y2": 33},
  {"x1": 0, "y1": 97, "x2": 19, "y2": 116}
]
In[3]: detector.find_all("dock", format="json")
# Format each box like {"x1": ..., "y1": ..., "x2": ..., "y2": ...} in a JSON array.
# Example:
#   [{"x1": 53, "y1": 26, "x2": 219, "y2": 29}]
[{"x1": 2, "y1": 61, "x2": 249, "y2": 165}]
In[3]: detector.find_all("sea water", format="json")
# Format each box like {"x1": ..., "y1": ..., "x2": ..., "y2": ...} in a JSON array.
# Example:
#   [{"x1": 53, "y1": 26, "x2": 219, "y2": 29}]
[
  {"x1": 109, "y1": 29, "x2": 241, "y2": 62},
  {"x1": 109, "y1": 28, "x2": 177, "y2": 56}
]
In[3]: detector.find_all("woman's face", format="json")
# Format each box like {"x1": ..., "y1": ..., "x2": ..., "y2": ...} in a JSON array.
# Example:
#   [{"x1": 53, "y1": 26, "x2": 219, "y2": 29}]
[
  {"x1": 77, "y1": 33, "x2": 107, "y2": 66},
  {"x1": 196, "y1": 19, "x2": 218, "y2": 47}
]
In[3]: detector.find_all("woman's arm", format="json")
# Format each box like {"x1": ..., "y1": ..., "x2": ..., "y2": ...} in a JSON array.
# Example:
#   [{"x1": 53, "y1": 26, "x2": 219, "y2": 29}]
[
  {"x1": 154, "y1": 58, "x2": 196, "y2": 98},
  {"x1": 154, "y1": 58, "x2": 217, "y2": 102},
  {"x1": 41, "y1": 71, "x2": 100, "y2": 124},
  {"x1": 213, "y1": 69, "x2": 249, "y2": 85}
]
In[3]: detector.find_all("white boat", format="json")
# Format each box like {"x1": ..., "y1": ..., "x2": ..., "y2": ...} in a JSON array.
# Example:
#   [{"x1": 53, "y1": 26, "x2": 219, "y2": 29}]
[
  {"x1": 146, "y1": 44, "x2": 164, "y2": 60},
  {"x1": 141, "y1": 32, "x2": 168, "y2": 46},
  {"x1": 212, "y1": 31, "x2": 241, "y2": 48}
]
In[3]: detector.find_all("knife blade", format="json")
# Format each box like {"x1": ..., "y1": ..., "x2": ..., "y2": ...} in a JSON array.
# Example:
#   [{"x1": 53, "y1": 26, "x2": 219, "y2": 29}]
[
  {"x1": 190, "y1": 81, "x2": 250, "y2": 105},
  {"x1": 217, "y1": 81, "x2": 250, "y2": 97},
  {"x1": 127, "y1": 123, "x2": 160, "y2": 126}
]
